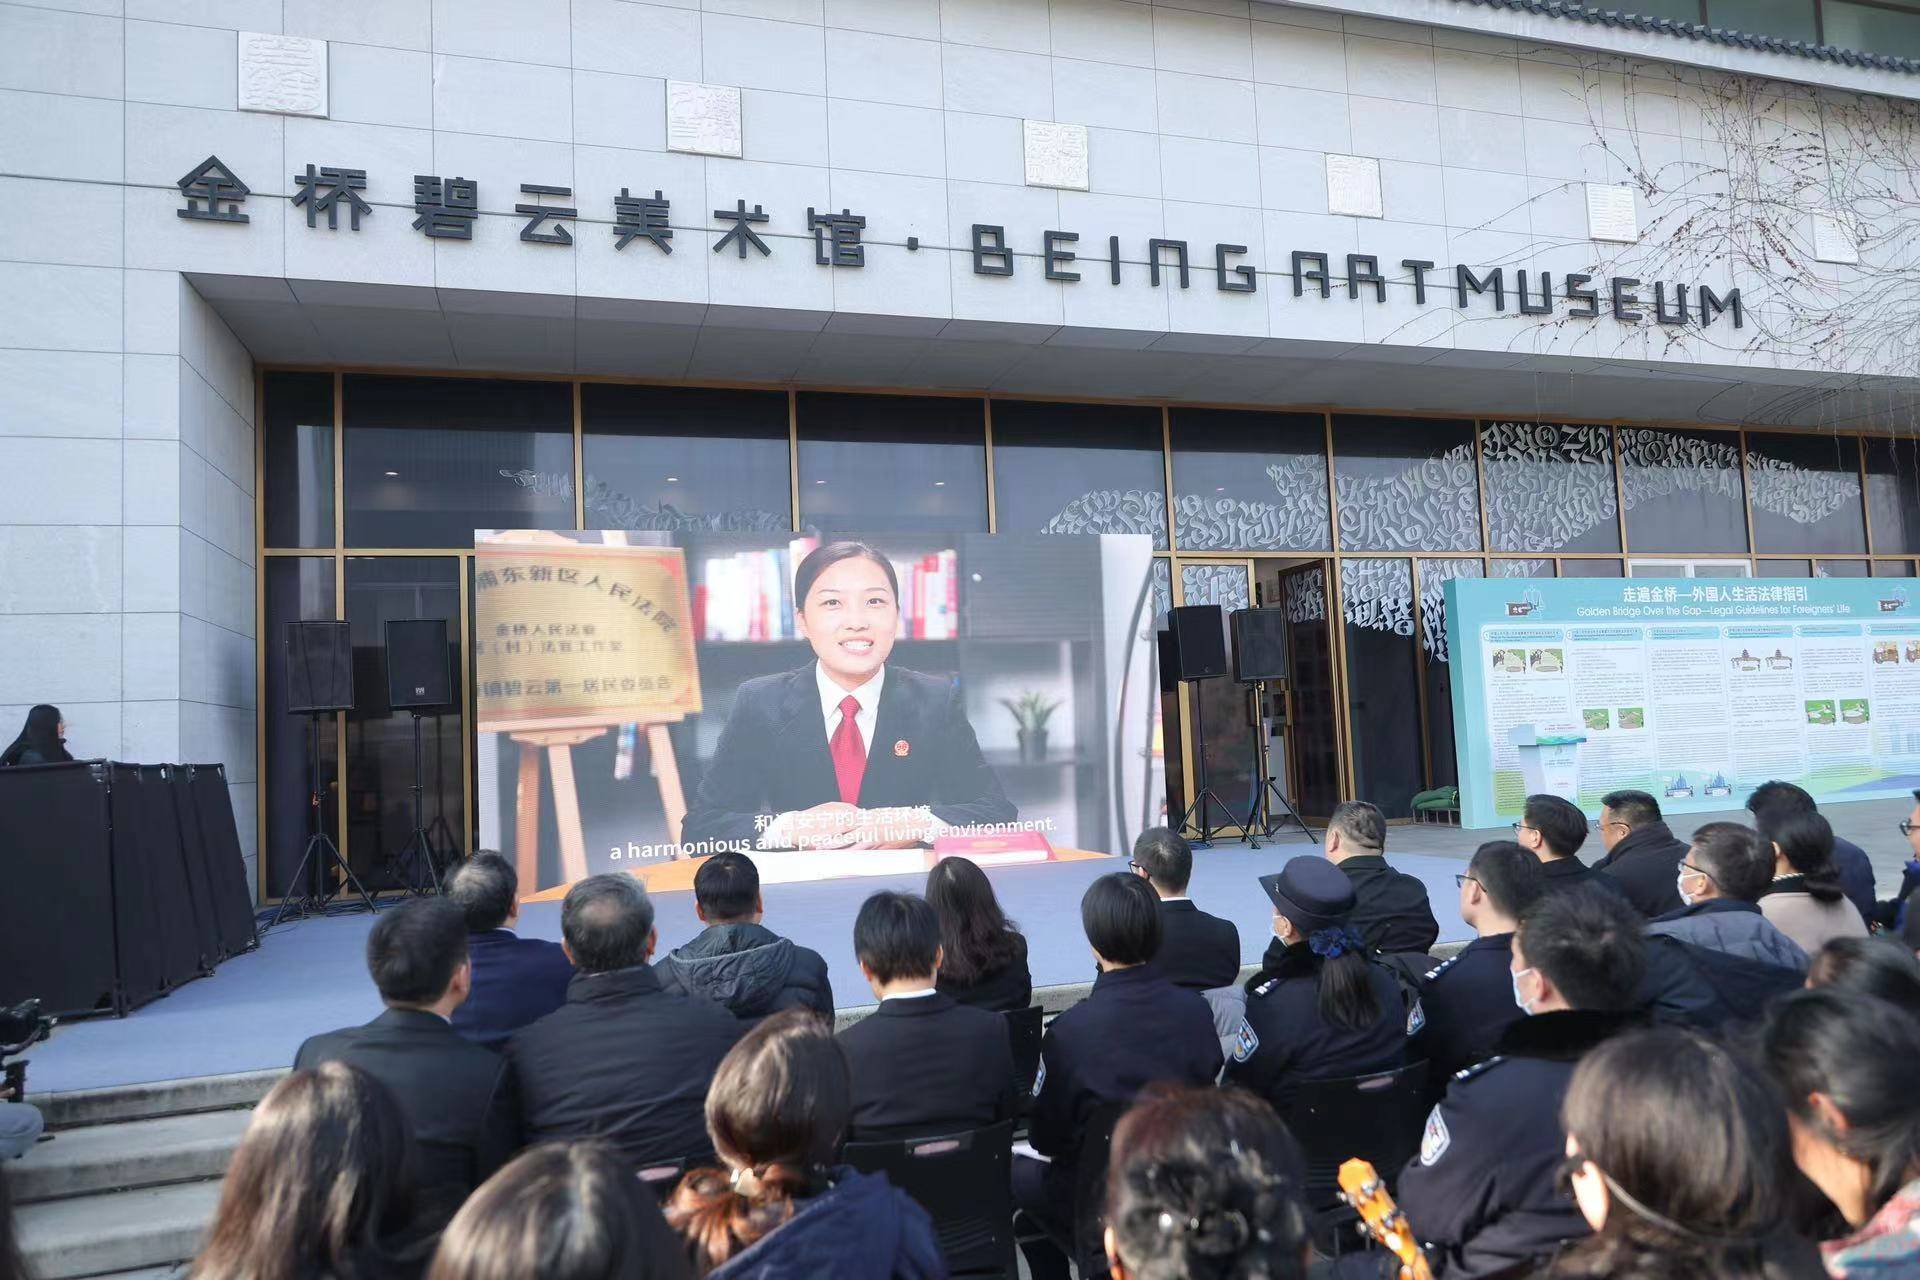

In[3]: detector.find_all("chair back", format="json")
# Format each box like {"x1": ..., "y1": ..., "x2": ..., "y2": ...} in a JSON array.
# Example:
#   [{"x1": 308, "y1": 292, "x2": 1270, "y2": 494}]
[
  {"x1": 843, "y1": 1120, "x2": 1016, "y2": 1278},
  {"x1": 1070, "y1": 1100, "x2": 1129, "y2": 1280},
  {"x1": 1003, "y1": 1005, "x2": 1044, "y2": 1095},
  {"x1": 1282, "y1": 1060, "x2": 1431, "y2": 1217}
]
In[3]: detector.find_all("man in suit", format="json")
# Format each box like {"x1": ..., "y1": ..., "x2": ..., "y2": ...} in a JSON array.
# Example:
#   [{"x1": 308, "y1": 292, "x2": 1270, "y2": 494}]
[
  {"x1": 680, "y1": 541, "x2": 1015, "y2": 852},
  {"x1": 1590, "y1": 789, "x2": 1688, "y2": 918},
  {"x1": 1513, "y1": 794, "x2": 1627, "y2": 900},
  {"x1": 1745, "y1": 780, "x2": 1876, "y2": 924},
  {"x1": 1321, "y1": 801, "x2": 1439, "y2": 955},
  {"x1": 837, "y1": 891, "x2": 1017, "y2": 1142},
  {"x1": 1412, "y1": 841, "x2": 1545, "y2": 1084},
  {"x1": 445, "y1": 851, "x2": 573, "y2": 1050},
  {"x1": 507, "y1": 874, "x2": 741, "y2": 1172},
  {"x1": 294, "y1": 899, "x2": 519, "y2": 1214},
  {"x1": 1129, "y1": 826, "x2": 1241, "y2": 990},
  {"x1": 653, "y1": 851, "x2": 834, "y2": 1024}
]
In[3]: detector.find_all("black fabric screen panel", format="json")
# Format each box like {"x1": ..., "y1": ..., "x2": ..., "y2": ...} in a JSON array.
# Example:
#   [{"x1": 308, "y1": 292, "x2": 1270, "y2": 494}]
[
  {"x1": 0, "y1": 762, "x2": 119, "y2": 1016},
  {"x1": 187, "y1": 764, "x2": 259, "y2": 960},
  {"x1": 107, "y1": 765, "x2": 194, "y2": 1005},
  {"x1": 157, "y1": 765, "x2": 223, "y2": 971}
]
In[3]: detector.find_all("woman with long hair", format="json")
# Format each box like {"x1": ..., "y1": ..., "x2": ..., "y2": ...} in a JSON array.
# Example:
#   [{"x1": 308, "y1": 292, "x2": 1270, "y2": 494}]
[
  {"x1": 925, "y1": 855, "x2": 1031, "y2": 1011},
  {"x1": 1755, "y1": 810, "x2": 1867, "y2": 955},
  {"x1": 426, "y1": 1142, "x2": 689, "y2": 1280},
  {"x1": 1760, "y1": 990, "x2": 1920, "y2": 1278},
  {"x1": 1104, "y1": 1085, "x2": 1312, "y2": 1280},
  {"x1": 189, "y1": 1063, "x2": 432, "y2": 1280},
  {"x1": 1805, "y1": 936, "x2": 1920, "y2": 1017},
  {"x1": 0, "y1": 705, "x2": 71, "y2": 767},
  {"x1": 1547, "y1": 1026, "x2": 1820, "y2": 1279},
  {"x1": 664, "y1": 1008, "x2": 941, "y2": 1278}
]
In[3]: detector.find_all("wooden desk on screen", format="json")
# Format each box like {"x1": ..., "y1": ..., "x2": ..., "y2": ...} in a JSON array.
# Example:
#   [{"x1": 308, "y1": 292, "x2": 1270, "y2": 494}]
[{"x1": 522, "y1": 846, "x2": 1113, "y2": 901}]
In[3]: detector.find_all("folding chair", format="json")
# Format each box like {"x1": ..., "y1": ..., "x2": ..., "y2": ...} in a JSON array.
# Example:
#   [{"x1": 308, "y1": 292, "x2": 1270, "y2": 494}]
[{"x1": 843, "y1": 1120, "x2": 1017, "y2": 1278}]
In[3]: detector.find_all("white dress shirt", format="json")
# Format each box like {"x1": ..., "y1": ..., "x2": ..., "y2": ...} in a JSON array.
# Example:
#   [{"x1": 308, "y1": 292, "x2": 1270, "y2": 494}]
[{"x1": 817, "y1": 661, "x2": 884, "y2": 752}]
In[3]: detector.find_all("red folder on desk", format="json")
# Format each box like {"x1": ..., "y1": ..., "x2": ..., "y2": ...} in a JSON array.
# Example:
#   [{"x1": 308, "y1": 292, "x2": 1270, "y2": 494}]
[{"x1": 932, "y1": 829, "x2": 1054, "y2": 866}]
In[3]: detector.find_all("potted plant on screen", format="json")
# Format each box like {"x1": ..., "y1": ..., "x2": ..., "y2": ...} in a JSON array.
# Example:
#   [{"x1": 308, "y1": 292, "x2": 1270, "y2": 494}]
[{"x1": 1001, "y1": 691, "x2": 1062, "y2": 762}]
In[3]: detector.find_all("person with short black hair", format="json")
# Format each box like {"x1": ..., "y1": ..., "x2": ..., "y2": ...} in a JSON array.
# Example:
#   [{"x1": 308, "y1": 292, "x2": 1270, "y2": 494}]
[
  {"x1": 1756, "y1": 809, "x2": 1868, "y2": 955},
  {"x1": 1319, "y1": 800, "x2": 1439, "y2": 955},
  {"x1": 1637, "y1": 821, "x2": 1808, "y2": 1018},
  {"x1": 926, "y1": 855, "x2": 1032, "y2": 1011},
  {"x1": 1514, "y1": 794, "x2": 1625, "y2": 901},
  {"x1": 0, "y1": 704, "x2": 71, "y2": 766},
  {"x1": 1589, "y1": 789, "x2": 1688, "y2": 917},
  {"x1": 1014, "y1": 874, "x2": 1224, "y2": 1280},
  {"x1": 446, "y1": 852, "x2": 574, "y2": 1050},
  {"x1": 1747, "y1": 780, "x2": 1878, "y2": 924},
  {"x1": 296, "y1": 898, "x2": 520, "y2": 1214},
  {"x1": 1130, "y1": 826, "x2": 1241, "y2": 991},
  {"x1": 1806, "y1": 935, "x2": 1920, "y2": 1017},
  {"x1": 653, "y1": 851, "x2": 833, "y2": 1026},
  {"x1": 1395, "y1": 887, "x2": 1647, "y2": 1279},
  {"x1": 835, "y1": 891, "x2": 1017, "y2": 1141},
  {"x1": 508, "y1": 874, "x2": 742, "y2": 1172},
  {"x1": 1412, "y1": 840, "x2": 1545, "y2": 1082}
]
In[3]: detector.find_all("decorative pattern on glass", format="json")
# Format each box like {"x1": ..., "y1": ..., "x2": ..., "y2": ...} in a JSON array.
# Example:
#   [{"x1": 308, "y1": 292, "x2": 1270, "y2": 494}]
[
  {"x1": 1417, "y1": 558, "x2": 1484, "y2": 663},
  {"x1": 1180, "y1": 563, "x2": 1251, "y2": 612},
  {"x1": 1341, "y1": 558, "x2": 1415, "y2": 636},
  {"x1": 1336, "y1": 444, "x2": 1481, "y2": 552},
  {"x1": 1481, "y1": 422, "x2": 1617, "y2": 552}
]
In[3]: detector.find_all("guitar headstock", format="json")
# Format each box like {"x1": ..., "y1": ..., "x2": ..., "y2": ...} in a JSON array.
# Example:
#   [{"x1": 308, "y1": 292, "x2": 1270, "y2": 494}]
[{"x1": 1337, "y1": 1158, "x2": 1433, "y2": 1280}]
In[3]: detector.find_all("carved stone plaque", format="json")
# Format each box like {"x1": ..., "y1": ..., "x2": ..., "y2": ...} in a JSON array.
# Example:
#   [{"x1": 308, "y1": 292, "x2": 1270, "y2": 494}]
[
  {"x1": 667, "y1": 81, "x2": 743, "y2": 158},
  {"x1": 236, "y1": 32, "x2": 327, "y2": 118},
  {"x1": 1585, "y1": 183, "x2": 1639, "y2": 242},
  {"x1": 1023, "y1": 119, "x2": 1089, "y2": 191},
  {"x1": 1326, "y1": 153, "x2": 1383, "y2": 219}
]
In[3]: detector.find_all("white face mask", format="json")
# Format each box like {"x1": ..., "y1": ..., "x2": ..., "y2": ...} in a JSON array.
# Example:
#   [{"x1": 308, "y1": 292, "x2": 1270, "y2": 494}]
[
  {"x1": 1512, "y1": 966, "x2": 1537, "y2": 1013},
  {"x1": 1676, "y1": 869, "x2": 1696, "y2": 906}
]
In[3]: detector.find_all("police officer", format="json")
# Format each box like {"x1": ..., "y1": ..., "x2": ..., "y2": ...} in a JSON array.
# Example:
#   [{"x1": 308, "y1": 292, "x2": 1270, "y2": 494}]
[
  {"x1": 1013, "y1": 873, "x2": 1223, "y2": 1280},
  {"x1": 1411, "y1": 841, "x2": 1545, "y2": 1085},
  {"x1": 1395, "y1": 887, "x2": 1646, "y2": 1278},
  {"x1": 1224, "y1": 856, "x2": 1409, "y2": 1111}
]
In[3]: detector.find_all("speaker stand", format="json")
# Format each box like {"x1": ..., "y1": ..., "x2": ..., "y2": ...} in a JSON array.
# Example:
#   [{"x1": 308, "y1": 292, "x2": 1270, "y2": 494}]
[
  {"x1": 1175, "y1": 678, "x2": 1239, "y2": 847},
  {"x1": 381, "y1": 712, "x2": 442, "y2": 897},
  {"x1": 1241, "y1": 680, "x2": 1317, "y2": 848},
  {"x1": 423, "y1": 710, "x2": 459, "y2": 872},
  {"x1": 271, "y1": 713, "x2": 378, "y2": 927}
]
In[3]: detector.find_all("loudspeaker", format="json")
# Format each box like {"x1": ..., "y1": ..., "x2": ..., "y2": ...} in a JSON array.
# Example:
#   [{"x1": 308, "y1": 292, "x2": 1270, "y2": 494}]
[
  {"x1": 286, "y1": 621, "x2": 354, "y2": 713},
  {"x1": 1231, "y1": 608, "x2": 1290, "y2": 684},
  {"x1": 1168, "y1": 605, "x2": 1229, "y2": 681},
  {"x1": 385, "y1": 618, "x2": 451, "y2": 709}
]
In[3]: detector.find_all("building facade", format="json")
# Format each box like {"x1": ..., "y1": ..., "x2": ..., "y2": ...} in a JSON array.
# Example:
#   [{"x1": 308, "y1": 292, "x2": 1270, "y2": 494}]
[{"x1": 5, "y1": 0, "x2": 1920, "y2": 898}]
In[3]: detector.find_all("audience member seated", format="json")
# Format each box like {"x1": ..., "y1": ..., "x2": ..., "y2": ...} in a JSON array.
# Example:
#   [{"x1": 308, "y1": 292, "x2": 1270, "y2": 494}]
[
  {"x1": 0, "y1": 1093, "x2": 41, "y2": 1162},
  {"x1": 426, "y1": 1142, "x2": 691, "y2": 1280},
  {"x1": 188, "y1": 1063, "x2": 434, "y2": 1280},
  {"x1": 1588, "y1": 789, "x2": 1687, "y2": 918},
  {"x1": 1412, "y1": 841, "x2": 1544, "y2": 1082},
  {"x1": 1546, "y1": 1027, "x2": 1821, "y2": 1280},
  {"x1": 1513, "y1": 794, "x2": 1624, "y2": 900},
  {"x1": 1014, "y1": 874, "x2": 1224, "y2": 1280},
  {"x1": 654, "y1": 852, "x2": 833, "y2": 1026},
  {"x1": 1318, "y1": 801, "x2": 1439, "y2": 956},
  {"x1": 1130, "y1": 826, "x2": 1241, "y2": 991},
  {"x1": 1760, "y1": 990, "x2": 1920, "y2": 1279},
  {"x1": 926, "y1": 855, "x2": 1032, "y2": 1011},
  {"x1": 294, "y1": 899, "x2": 520, "y2": 1212},
  {"x1": 445, "y1": 852, "x2": 573, "y2": 1050},
  {"x1": 1644, "y1": 822, "x2": 1809, "y2": 1013},
  {"x1": 666, "y1": 1009, "x2": 943, "y2": 1279},
  {"x1": 1905, "y1": 885, "x2": 1920, "y2": 956},
  {"x1": 1103, "y1": 1085, "x2": 1311, "y2": 1280},
  {"x1": 1396, "y1": 887, "x2": 1647, "y2": 1279},
  {"x1": 836, "y1": 890, "x2": 1017, "y2": 1142},
  {"x1": 1223, "y1": 857, "x2": 1408, "y2": 1112},
  {"x1": 1746, "y1": 780, "x2": 1877, "y2": 926},
  {"x1": 1806, "y1": 935, "x2": 1920, "y2": 1018},
  {"x1": 509, "y1": 875, "x2": 741, "y2": 1171},
  {"x1": 1755, "y1": 810, "x2": 1868, "y2": 955},
  {"x1": 1891, "y1": 793, "x2": 1920, "y2": 932}
]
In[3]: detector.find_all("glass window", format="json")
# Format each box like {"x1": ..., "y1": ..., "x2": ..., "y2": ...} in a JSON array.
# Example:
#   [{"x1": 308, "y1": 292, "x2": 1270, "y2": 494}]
[
  {"x1": 1620, "y1": 427, "x2": 1749, "y2": 553},
  {"x1": 262, "y1": 371, "x2": 335, "y2": 548},
  {"x1": 1818, "y1": 559, "x2": 1871, "y2": 577},
  {"x1": 1623, "y1": 0, "x2": 1704, "y2": 17},
  {"x1": 344, "y1": 557, "x2": 463, "y2": 891},
  {"x1": 1707, "y1": 0, "x2": 1817, "y2": 42},
  {"x1": 1822, "y1": 0, "x2": 1920, "y2": 58},
  {"x1": 1758, "y1": 559, "x2": 1813, "y2": 577},
  {"x1": 1419, "y1": 558, "x2": 1482, "y2": 788},
  {"x1": 1874, "y1": 560, "x2": 1916, "y2": 577},
  {"x1": 1341, "y1": 557, "x2": 1423, "y2": 815},
  {"x1": 1170, "y1": 409, "x2": 1329, "y2": 551},
  {"x1": 1176, "y1": 563, "x2": 1254, "y2": 827},
  {"x1": 263, "y1": 557, "x2": 338, "y2": 899},
  {"x1": 1560, "y1": 559, "x2": 1624, "y2": 578},
  {"x1": 1746, "y1": 433, "x2": 1866, "y2": 554},
  {"x1": 1332, "y1": 416, "x2": 1481, "y2": 552},
  {"x1": 1492, "y1": 558, "x2": 1553, "y2": 578},
  {"x1": 581, "y1": 385, "x2": 790, "y2": 533},
  {"x1": 991, "y1": 401, "x2": 1166, "y2": 548},
  {"x1": 343, "y1": 376, "x2": 574, "y2": 548},
  {"x1": 1480, "y1": 422, "x2": 1620, "y2": 554},
  {"x1": 1865, "y1": 435, "x2": 1920, "y2": 553},
  {"x1": 797, "y1": 393, "x2": 987, "y2": 533}
]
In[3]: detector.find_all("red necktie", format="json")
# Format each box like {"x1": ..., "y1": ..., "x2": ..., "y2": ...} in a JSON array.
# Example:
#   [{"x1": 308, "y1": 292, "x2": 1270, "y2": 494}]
[{"x1": 830, "y1": 694, "x2": 866, "y2": 805}]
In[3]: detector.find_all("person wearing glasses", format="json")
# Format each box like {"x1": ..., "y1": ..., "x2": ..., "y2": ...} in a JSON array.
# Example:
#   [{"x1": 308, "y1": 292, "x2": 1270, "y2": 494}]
[
  {"x1": 1588, "y1": 790, "x2": 1689, "y2": 918},
  {"x1": 1510, "y1": 794, "x2": 1627, "y2": 903},
  {"x1": 1395, "y1": 887, "x2": 1646, "y2": 1280},
  {"x1": 1745, "y1": 780, "x2": 1877, "y2": 926},
  {"x1": 1410, "y1": 842, "x2": 1546, "y2": 1086},
  {"x1": 1641, "y1": 822, "x2": 1808, "y2": 1016}
]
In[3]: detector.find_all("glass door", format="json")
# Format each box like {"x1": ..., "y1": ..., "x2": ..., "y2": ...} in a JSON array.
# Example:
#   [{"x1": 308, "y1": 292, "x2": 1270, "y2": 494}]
[{"x1": 1260, "y1": 559, "x2": 1343, "y2": 822}]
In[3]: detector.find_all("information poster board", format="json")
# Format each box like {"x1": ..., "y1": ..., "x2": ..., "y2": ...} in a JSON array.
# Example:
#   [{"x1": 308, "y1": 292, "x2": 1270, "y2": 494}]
[{"x1": 1445, "y1": 577, "x2": 1920, "y2": 827}]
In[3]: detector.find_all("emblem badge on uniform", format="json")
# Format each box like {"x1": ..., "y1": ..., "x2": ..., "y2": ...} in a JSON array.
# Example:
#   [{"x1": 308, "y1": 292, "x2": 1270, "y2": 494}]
[
  {"x1": 1406, "y1": 997, "x2": 1427, "y2": 1036},
  {"x1": 1231, "y1": 1020, "x2": 1260, "y2": 1063},
  {"x1": 1419, "y1": 1106, "x2": 1451, "y2": 1166},
  {"x1": 894, "y1": 740, "x2": 910, "y2": 757},
  {"x1": 1031, "y1": 1059, "x2": 1047, "y2": 1097}
]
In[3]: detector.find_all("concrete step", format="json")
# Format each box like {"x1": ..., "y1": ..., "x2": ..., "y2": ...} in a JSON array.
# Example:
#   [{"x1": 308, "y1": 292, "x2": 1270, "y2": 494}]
[
  {"x1": 16, "y1": 1181, "x2": 221, "y2": 1280},
  {"x1": 36, "y1": 1069, "x2": 284, "y2": 1130},
  {"x1": 12, "y1": 1109, "x2": 252, "y2": 1203}
]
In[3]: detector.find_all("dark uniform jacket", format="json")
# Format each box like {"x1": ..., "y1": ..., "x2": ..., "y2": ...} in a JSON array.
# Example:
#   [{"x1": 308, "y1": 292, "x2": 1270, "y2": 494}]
[
  {"x1": 1536, "y1": 856, "x2": 1627, "y2": 901},
  {"x1": 1151, "y1": 898, "x2": 1242, "y2": 991},
  {"x1": 936, "y1": 934, "x2": 1033, "y2": 1012},
  {"x1": 295, "y1": 1007, "x2": 520, "y2": 1212},
  {"x1": 450, "y1": 928, "x2": 574, "y2": 1050},
  {"x1": 838, "y1": 992, "x2": 1018, "y2": 1142},
  {"x1": 1409, "y1": 933, "x2": 1525, "y2": 1084},
  {"x1": 1831, "y1": 834, "x2": 1877, "y2": 925},
  {"x1": 507, "y1": 964, "x2": 742, "y2": 1170},
  {"x1": 1338, "y1": 855, "x2": 1441, "y2": 954},
  {"x1": 1028, "y1": 964, "x2": 1223, "y2": 1164},
  {"x1": 1397, "y1": 1009, "x2": 1637, "y2": 1279},
  {"x1": 705, "y1": 1168, "x2": 944, "y2": 1280},
  {"x1": 1589, "y1": 822, "x2": 1687, "y2": 918},
  {"x1": 654, "y1": 922, "x2": 834, "y2": 1025},
  {"x1": 1223, "y1": 944, "x2": 1408, "y2": 1111}
]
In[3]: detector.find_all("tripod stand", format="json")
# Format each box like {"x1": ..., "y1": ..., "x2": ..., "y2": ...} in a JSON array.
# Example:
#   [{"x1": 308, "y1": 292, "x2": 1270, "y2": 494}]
[
  {"x1": 381, "y1": 712, "x2": 442, "y2": 897},
  {"x1": 1240, "y1": 679, "x2": 1316, "y2": 848},
  {"x1": 423, "y1": 711, "x2": 459, "y2": 871},
  {"x1": 271, "y1": 712, "x2": 379, "y2": 927},
  {"x1": 1175, "y1": 677, "x2": 1240, "y2": 846}
]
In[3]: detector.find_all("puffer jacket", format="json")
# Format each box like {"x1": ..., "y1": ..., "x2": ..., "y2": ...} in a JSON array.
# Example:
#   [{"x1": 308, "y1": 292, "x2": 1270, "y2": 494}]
[
  {"x1": 706, "y1": 1168, "x2": 944, "y2": 1280},
  {"x1": 653, "y1": 922, "x2": 834, "y2": 1025},
  {"x1": 1647, "y1": 899, "x2": 1809, "y2": 971}
]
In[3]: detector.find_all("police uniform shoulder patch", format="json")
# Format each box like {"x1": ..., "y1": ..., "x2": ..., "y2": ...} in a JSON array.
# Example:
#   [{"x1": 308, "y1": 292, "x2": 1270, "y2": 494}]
[
  {"x1": 1252, "y1": 977, "x2": 1280, "y2": 998},
  {"x1": 1419, "y1": 1106, "x2": 1452, "y2": 1166},
  {"x1": 1031, "y1": 1058, "x2": 1047, "y2": 1098},
  {"x1": 1422, "y1": 955, "x2": 1458, "y2": 983},
  {"x1": 1406, "y1": 997, "x2": 1427, "y2": 1037},
  {"x1": 1230, "y1": 1019, "x2": 1260, "y2": 1064},
  {"x1": 1453, "y1": 1055, "x2": 1506, "y2": 1083}
]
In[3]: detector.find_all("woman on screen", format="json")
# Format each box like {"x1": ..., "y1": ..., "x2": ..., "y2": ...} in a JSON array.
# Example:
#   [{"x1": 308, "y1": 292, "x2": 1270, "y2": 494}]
[{"x1": 681, "y1": 540, "x2": 1015, "y2": 852}]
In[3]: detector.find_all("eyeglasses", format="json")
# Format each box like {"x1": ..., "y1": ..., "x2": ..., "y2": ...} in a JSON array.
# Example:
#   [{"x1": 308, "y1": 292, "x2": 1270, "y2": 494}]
[
  {"x1": 1552, "y1": 1153, "x2": 1596, "y2": 1199},
  {"x1": 1454, "y1": 874, "x2": 1478, "y2": 889},
  {"x1": 1679, "y1": 861, "x2": 1716, "y2": 883},
  {"x1": 1901, "y1": 820, "x2": 1917, "y2": 838},
  {"x1": 1510, "y1": 822, "x2": 1533, "y2": 835},
  {"x1": 1127, "y1": 860, "x2": 1144, "y2": 873}
]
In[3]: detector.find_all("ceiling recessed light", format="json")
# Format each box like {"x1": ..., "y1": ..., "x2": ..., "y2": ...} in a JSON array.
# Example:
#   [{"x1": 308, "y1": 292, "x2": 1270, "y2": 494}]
[
  {"x1": 384, "y1": 470, "x2": 400, "y2": 477},
  {"x1": 665, "y1": 476, "x2": 679, "y2": 482},
  {"x1": 814, "y1": 479, "x2": 826, "y2": 485},
  {"x1": 934, "y1": 480, "x2": 946, "y2": 487}
]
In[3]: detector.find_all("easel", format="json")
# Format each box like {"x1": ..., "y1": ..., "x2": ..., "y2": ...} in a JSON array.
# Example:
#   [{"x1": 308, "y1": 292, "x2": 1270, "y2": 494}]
[{"x1": 498, "y1": 717, "x2": 688, "y2": 892}]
